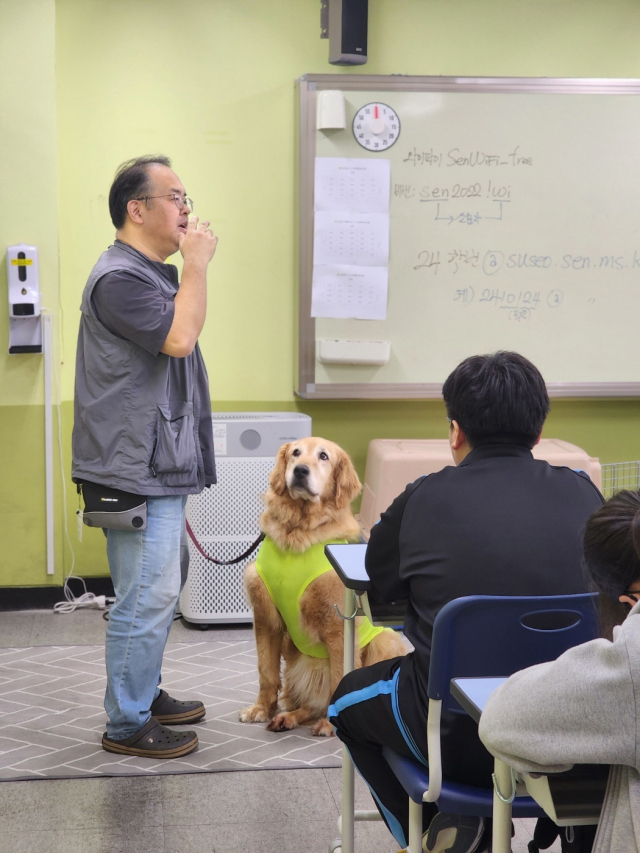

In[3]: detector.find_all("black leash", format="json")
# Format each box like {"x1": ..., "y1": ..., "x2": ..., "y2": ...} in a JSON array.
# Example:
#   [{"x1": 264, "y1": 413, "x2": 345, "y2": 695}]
[{"x1": 185, "y1": 519, "x2": 265, "y2": 565}]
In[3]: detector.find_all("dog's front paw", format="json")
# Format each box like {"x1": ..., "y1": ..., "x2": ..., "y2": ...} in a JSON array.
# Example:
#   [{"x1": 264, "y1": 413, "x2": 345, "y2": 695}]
[
  {"x1": 266, "y1": 711, "x2": 298, "y2": 732},
  {"x1": 311, "y1": 718, "x2": 335, "y2": 737},
  {"x1": 239, "y1": 704, "x2": 272, "y2": 724}
]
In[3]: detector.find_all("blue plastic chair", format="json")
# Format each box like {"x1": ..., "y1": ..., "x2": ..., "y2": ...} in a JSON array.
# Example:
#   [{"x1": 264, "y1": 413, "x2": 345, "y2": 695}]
[{"x1": 381, "y1": 593, "x2": 600, "y2": 853}]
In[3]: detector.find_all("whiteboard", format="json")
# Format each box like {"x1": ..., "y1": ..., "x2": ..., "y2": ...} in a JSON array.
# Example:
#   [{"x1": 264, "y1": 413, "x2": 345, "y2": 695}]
[{"x1": 295, "y1": 75, "x2": 640, "y2": 399}]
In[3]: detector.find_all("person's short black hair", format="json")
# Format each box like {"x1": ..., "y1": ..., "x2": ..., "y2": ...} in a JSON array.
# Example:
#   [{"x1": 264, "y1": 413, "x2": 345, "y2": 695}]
[
  {"x1": 441, "y1": 351, "x2": 550, "y2": 449},
  {"x1": 108, "y1": 155, "x2": 172, "y2": 229}
]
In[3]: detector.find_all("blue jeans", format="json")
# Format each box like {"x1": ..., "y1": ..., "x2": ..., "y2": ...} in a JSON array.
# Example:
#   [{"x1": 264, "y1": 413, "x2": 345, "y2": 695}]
[{"x1": 104, "y1": 495, "x2": 189, "y2": 739}]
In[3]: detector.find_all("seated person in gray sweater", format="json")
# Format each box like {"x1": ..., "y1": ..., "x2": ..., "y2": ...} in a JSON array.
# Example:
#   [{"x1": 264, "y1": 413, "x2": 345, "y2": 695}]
[{"x1": 480, "y1": 489, "x2": 640, "y2": 853}]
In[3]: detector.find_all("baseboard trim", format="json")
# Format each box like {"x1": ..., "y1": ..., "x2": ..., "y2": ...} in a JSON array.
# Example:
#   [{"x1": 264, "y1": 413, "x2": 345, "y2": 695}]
[{"x1": 0, "y1": 578, "x2": 115, "y2": 610}]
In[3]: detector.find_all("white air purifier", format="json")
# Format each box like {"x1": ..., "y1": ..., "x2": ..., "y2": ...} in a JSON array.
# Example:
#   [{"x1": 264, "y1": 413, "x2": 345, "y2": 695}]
[{"x1": 180, "y1": 412, "x2": 312, "y2": 625}]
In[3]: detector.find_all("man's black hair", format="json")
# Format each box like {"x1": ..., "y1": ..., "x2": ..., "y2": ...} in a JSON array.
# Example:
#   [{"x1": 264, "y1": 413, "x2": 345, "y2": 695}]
[
  {"x1": 108, "y1": 155, "x2": 172, "y2": 229},
  {"x1": 442, "y1": 351, "x2": 550, "y2": 449}
]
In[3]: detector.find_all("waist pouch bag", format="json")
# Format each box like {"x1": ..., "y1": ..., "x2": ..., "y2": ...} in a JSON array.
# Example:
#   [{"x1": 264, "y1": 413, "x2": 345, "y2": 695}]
[{"x1": 80, "y1": 481, "x2": 147, "y2": 531}]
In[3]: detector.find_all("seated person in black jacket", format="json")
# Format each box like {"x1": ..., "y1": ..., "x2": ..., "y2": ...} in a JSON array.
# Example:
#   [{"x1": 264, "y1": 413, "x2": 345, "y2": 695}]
[{"x1": 329, "y1": 351, "x2": 603, "y2": 853}]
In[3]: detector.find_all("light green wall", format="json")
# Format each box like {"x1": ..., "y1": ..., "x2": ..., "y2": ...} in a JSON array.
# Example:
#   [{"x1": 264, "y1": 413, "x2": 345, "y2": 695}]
[
  {"x1": 0, "y1": 0, "x2": 65, "y2": 587},
  {"x1": 0, "y1": 0, "x2": 58, "y2": 404},
  {"x1": 3, "y1": 0, "x2": 640, "y2": 585}
]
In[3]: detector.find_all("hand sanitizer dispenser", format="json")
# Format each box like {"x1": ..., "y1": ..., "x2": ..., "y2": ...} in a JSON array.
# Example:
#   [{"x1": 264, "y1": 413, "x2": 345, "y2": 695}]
[{"x1": 7, "y1": 244, "x2": 42, "y2": 353}]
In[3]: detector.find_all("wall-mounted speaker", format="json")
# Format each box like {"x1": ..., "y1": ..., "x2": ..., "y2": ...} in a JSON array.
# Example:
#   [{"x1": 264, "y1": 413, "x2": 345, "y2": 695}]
[{"x1": 329, "y1": 0, "x2": 368, "y2": 66}]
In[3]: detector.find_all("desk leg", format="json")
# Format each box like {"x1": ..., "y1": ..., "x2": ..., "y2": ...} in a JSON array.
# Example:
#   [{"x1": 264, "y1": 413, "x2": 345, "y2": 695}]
[
  {"x1": 340, "y1": 587, "x2": 356, "y2": 853},
  {"x1": 492, "y1": 759, "x2": 514, "y2": 853}
]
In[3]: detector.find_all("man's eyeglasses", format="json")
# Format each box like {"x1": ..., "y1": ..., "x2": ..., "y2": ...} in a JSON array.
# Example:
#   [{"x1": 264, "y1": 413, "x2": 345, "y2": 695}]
[{"x1": 136, "y1": 194, "x2": 194, "y2": 212}]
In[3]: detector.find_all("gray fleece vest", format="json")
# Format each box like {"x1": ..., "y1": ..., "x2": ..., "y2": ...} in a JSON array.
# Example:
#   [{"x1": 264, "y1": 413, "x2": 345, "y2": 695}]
[{"x1": 72, "y1": 242, "x2": 213, "y2": 496}]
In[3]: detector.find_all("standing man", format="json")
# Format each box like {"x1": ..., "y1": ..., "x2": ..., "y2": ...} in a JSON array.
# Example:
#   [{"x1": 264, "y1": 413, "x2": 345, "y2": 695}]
[
  {"x1": 329, "y1": 352, "x2": 604, "y2": 853},
  {"x1": 72, "y1": 156, "x2": 218, "y2": 759}
]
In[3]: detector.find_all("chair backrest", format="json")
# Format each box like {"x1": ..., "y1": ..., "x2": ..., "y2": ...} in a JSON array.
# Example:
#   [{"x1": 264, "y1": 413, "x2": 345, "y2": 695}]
[{"x1": 427, "y1": 593, "x2": 599, "y2": 713}]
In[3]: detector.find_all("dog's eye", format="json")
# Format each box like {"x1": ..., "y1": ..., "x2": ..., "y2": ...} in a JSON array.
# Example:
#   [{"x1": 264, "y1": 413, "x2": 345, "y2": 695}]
[
  {"x1": 319, "y1": 451, "x2": 329, "y2": 461},
  {"x1": 292, "y1": 448, "x2": 300, "y2": 457}
]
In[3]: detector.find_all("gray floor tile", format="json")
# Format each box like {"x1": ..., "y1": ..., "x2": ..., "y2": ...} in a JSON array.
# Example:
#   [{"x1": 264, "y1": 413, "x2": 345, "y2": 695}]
[
  {"x1": 323, "y1": 765, "x2": 380, "y2": 811},
  {"x1": 169, "y1": 620, "x2": 253, "y2": 644},
  {"x1": 0, "y1": 609, "x2": 254, "y2": 649},
  {"x1": 0, "y1": 775, "x2": 163, "y2": 832},
  {"x1": 30, "y1": 609, "x2": 109, "y2": 646},
  {"x1": 0, "y1": 611, "x2": 36, "y2": 648},
  {"x1": 161, "y1": 768, "x2": 338, "y2": 827},
  {"x1": 0, "y1": 826, "x2": 165, "y2": 853},
  {"x1": 163, "y1": 817, "x2": 338, "y2": 853}
]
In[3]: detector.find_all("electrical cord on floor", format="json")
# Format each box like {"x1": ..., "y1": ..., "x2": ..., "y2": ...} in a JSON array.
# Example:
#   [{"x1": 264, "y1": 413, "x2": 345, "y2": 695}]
[{"x1": 53, "y1": 576, "x2": 116, "y2": 614}]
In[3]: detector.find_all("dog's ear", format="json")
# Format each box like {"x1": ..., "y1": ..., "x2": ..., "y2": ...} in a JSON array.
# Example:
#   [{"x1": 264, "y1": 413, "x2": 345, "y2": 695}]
[
  {"x1": 334, "y1": 451, "x2": 362, "y2": 509},
  {"x1": 269, "y1": 443, "x2": 291, "y2": 496}
]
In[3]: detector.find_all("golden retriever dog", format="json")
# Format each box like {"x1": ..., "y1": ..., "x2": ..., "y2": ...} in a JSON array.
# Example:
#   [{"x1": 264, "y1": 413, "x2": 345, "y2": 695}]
[{"x1": 240, "y1": 437, "x2": 407, "y2": 737}]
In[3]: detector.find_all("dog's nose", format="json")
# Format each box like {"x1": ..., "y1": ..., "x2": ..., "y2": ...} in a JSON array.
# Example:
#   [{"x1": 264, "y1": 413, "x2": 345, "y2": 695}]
[{"x1": 293, "y1": 464, "x2": 310, "y2": 480}]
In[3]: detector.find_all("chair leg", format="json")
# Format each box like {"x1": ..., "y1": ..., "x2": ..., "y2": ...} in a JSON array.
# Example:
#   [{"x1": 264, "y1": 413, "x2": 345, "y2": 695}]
[
  {"x1": 408, "y1": 798, "x2": 424, "y2": 853},
  {"x1": 340, "y1": 743, "x2": 355, "y2": 853},
  {"x1": 492, "y1": 759, "x2": 515, "y2": 853}
]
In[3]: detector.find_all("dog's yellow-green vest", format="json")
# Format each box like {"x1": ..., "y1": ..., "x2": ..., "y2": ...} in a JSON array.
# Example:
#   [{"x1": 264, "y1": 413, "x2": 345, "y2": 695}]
[{"x1": 255, "y1": 536, "x2": 386, "y2": 658}]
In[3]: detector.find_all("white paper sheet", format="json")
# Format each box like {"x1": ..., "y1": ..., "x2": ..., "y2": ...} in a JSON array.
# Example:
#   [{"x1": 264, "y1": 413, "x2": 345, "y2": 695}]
[
  {"x1": 313, "y1": 211, "x2": 390, "y2": 267},
  {"x1": 312, "y1": 157, "x2": 391, "y2": 320},
  {"x1": 314, "y1": 157, "x2": 391, "y2": 213},
  {"x1": 311, "y1": 265, "x2": 389, "y2": 321}
]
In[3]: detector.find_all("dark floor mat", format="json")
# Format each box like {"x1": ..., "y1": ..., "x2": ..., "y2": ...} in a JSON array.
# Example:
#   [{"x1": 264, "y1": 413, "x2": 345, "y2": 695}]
[{"x1": 0, "y1": 641, "x2": 341, "y2": 781}]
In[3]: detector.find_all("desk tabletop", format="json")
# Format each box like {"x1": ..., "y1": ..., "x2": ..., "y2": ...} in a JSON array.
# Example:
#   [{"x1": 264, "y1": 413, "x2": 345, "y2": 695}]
[
  {"x1": 450, "y1": 677, "x2": 507, "y2": 722},
  {"x1": 324, "y1": 543, "x2": 371, "y2": 591}
]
